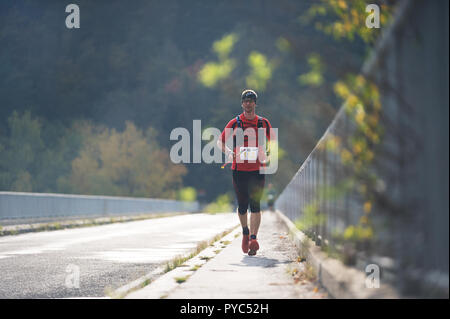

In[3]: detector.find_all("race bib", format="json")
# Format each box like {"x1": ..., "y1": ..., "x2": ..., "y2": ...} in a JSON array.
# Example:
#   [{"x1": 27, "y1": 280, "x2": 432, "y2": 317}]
[{"x1": 239, "y1": 147, "x2": 258, "y2": 161}]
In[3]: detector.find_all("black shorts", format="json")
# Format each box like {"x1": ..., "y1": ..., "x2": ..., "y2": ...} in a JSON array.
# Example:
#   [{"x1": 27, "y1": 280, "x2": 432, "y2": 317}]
[{"x1": 232, "y1": 170, "x2": 265, "y2": 214}]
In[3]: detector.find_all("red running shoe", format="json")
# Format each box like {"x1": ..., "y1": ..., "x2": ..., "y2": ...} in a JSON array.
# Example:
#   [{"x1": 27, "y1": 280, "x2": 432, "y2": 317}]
[
  {"x1": 248, "y1": 239, "x2": 259, "y2": 256},
  {"x1": 242, "y1": 234, "x2": 250, "y2": 253}
]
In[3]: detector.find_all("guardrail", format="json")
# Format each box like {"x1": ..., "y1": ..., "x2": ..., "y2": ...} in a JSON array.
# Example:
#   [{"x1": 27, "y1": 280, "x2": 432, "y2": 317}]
[
  {"x1": 0, "y1": 191, "x2": 199, "y2": 221},
  {"x1": 275, "y1": 0, "x2": 448, "y2": 298}
]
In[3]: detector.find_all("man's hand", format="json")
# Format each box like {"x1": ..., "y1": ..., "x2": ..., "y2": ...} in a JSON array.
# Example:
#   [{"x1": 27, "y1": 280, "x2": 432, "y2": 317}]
[
  {"x1": 258, "y1": 148, "x2": 269, "y2": 164},
  {"x1": 227, "y1": 150, "x2": 236, "y2": 163}
]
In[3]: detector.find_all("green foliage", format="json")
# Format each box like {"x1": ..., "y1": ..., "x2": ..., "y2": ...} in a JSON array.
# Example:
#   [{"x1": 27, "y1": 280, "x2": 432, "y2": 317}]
[
  {"x1": 298, "y1": 53, "x2": 325, "y2": 87},
  {"x1": 246, "y1": 51, "x2": 274, "y2": 91},
  {"x1": 328, "y1": 75, "x2": 384, "y2": 232},
  {"x1": 342, "y1": 224, "x2": 373, "y2": 241},
  {"x1": 175, "y1": 276, "x2": 189, "y2": 284},
  {"x1": 61, "y1": 121, "x2": 186, "y2": 198},
  {"x1": 294, "y1": 201, "x2": 326, "y2": 232},
  {"x1": 198, "y1": 59, "x2": 236, "y2": 88},
  {"x1": 0, "y1": 111, "x2": 41, "y2": 191},
  {"x1": 198, "y1": 33, "x2": 238, "y2": 88},
  {"x1": 0, "y1": 110, "x2": 186, "y2": 199},
  {"x1": 301, "y1": 0, "x2": 392, "y2": 44},
  {"x1": 332, "y1": 75, "x2": 383, "y2": 175},
  {"x1": 11, "y1": 171, "x2": 33, "y2": 192},
  {"x1": 0, "y1": 0, "x2": 380, "y2": 203},
  {"x1": 293, "y1": 1, "x2": 394, "y2": 256},
  {"x1": 213, "y1": 33, "x2": 239, "y2": 61},
  {"x1": 177, "y1": 187, "x2": 197, "y2": 202},
  {"x1": 276, "y1": 37, "x2": 291, "y2": 53},
  {"x1": 0, "y1": 111, "x2": 52, "y2": 191},
  {"x1": 204, "y1": 193, "x2": 232, "y2": 214}
]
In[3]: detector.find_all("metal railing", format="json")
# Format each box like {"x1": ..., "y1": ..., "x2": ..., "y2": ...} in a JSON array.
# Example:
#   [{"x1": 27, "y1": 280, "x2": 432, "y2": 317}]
[
  {"x1": 0, "y1": 191, "x2": 199, "y2": 222},
  {"x1": 275, "y1": 0, "x2": 448, "y2": 298}
]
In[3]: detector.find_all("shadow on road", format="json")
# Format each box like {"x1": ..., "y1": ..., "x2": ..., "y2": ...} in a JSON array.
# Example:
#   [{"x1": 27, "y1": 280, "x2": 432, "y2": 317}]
[{"x1": 230, "y1": 256, "x2": 291, "y2": 268}]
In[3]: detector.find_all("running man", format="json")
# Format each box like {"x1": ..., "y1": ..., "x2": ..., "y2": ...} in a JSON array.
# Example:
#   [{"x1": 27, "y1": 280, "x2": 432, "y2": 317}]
[
  {"x1": 217, "y1": 89, "x2": 273, "y2": 256},
  {"x1": 266, "y1": 183, "x2": 276, "y2": 212}
]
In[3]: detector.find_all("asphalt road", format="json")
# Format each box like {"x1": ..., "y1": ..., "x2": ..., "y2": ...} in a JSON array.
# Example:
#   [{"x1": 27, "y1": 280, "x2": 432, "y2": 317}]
[{"x1": 0, "y1": 213, "x2": 238, "y2": 298}]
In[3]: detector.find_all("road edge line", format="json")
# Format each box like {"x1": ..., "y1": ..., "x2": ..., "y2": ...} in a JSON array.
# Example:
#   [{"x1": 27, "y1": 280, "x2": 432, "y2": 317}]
[{"x1": 111, "y1": 222, "x2": 240, "y2": 299}]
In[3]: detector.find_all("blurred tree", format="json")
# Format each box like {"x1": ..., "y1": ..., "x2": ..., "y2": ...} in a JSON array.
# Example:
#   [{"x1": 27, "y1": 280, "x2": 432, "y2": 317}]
[
  {"x1": 0, "y1": 111, "x2": 44, "y2": 191},
  {"x1": 0, "y1": 0, "x2": 391, "y2": 202},
  {"x1": 300, "y1": 0, "x2": 392, "y2": 45},
  {"x1": 298, "y1": 53, "x2": 325, "y2": 87},
  {"x1": 177, "y1": 186, "x2": 197, "y2": 202},
  {"x1": 204, "y1": 193, "x2": 233, "y2": 214},
  {"x1": 62, "y1": 121, "x2": 186, "y2": 198},
  {"x1": 198, "y1": 33, "x2": 238, "y2": 88},
  {"x1": 245, "y1": 51, "x2": 275, "y2": 91}
]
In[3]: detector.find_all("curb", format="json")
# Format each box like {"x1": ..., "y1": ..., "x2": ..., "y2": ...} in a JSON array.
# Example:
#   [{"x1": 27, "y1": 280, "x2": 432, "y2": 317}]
[
  {"x1": 113, "y1": 224, "x2": 240, "y2": 299},
  {"x1": 274, "y1": 210, "x2": 400, "y2": 298}
]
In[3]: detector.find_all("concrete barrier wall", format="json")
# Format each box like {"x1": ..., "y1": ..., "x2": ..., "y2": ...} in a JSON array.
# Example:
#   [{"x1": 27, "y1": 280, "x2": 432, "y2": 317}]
[{"x1": 0, "y1": 191, "x2": 199, "y2": 220}]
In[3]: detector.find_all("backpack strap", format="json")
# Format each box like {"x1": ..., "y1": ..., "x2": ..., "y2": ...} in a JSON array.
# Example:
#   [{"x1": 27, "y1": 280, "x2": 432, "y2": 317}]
[
  {"x1": 257, "y1": 116, "x2": 271, "y2": 155},
  {"x1": 231, "y1": 115, "x2": 242, "y2": 129},
  {"x1": 257, "y1": 116, "x2": 263, "y2": 128},
  {"x1": 232, "y1": 116, "x2": 242, "y2": 171}
]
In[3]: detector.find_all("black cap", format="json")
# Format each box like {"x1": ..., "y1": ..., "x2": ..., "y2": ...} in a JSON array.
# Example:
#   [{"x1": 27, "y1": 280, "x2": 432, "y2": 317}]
[{"x1": 241, "y1": 89, "x2": 258, "y2": 102}]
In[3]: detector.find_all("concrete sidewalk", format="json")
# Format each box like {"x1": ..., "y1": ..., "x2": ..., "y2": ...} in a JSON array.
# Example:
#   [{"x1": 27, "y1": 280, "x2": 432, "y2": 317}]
[{"x1": 125, "y1": 211, "x2": 328, "y2": 299}]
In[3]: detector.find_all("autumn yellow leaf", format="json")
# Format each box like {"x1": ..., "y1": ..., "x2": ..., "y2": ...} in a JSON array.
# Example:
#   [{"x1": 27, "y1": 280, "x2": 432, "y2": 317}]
[
  {"x1": 363, "y1": 201, "x2": 372, "y2": 213},
  {"x1": 347, "y1": 94, "x2": 359, "y2": 108},
  {"x1": 337, "y1": 0, "x2": 347, "y2": 10},
  {"x1": 340, "y1": 149, "x2": 353, "y2": 163},
  {"x1": 360, "y1": 215, "x2": 369, "y2": 225},
  {"x1": 352, "y1": 142, "x2": 363, "y2": 154}
]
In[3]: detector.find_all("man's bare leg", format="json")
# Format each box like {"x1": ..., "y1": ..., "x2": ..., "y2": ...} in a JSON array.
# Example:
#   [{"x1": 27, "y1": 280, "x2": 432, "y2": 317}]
[
  {"x1": 238, "y1": 212, "x2": 248, "y2": 229},
  {"x1": 238, "y1": 212, "x2": 250, "y2": 253},
  {"x1": 248, "y1": 212, "x2": 261, "y2": 256},
  {"x1": 250, "y1": 212, "x2": 261, "y2": 237}
]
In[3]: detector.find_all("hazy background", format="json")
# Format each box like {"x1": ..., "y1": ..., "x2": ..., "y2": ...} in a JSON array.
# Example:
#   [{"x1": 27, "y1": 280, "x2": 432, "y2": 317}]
[{"x1": 0, "y1": 0, "x2": 386, "y2": 206}]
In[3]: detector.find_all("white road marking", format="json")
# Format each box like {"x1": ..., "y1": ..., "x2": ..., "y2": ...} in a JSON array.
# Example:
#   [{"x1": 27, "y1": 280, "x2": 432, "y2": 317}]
[{"x1": 0, "y1": 214, "x2": 238, "y2": 263}]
